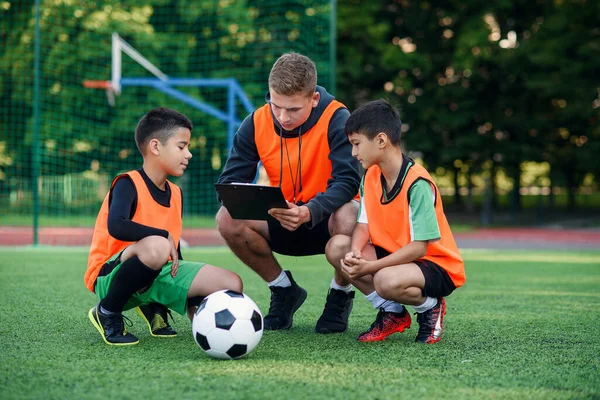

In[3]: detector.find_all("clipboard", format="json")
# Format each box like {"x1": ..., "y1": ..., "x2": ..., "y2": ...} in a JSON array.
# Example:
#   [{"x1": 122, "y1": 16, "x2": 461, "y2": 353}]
[{"x1": 215, "y1": 183, "x2": 288, "y2": 220}]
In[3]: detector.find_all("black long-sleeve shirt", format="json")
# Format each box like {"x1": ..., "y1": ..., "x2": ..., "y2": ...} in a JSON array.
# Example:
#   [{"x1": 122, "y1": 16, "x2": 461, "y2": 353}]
[
  {"x1": 107, "y1": 168, "x2": 183, "y2": 259},
  {"x1": 217, "y1": 86, "x2": 360, "y2": 228}
]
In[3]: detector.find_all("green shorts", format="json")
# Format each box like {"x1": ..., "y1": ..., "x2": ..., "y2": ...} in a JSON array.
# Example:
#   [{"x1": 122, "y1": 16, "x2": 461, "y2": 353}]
[{"x1": 94, "y1": 251, "x2": 204, "y2": 315}]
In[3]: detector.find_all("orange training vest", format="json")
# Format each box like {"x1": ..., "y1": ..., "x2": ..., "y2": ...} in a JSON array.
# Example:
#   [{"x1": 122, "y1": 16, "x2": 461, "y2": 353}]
[
  {"x1": 363, "y1": 162, "x2": 465, "y2": 287},
  {"x1": 253, "y1": 100, "x2": 345, "y2": 203},
  {"x1": 84, "y1": 170, "x2": 182, "y2": 292}
]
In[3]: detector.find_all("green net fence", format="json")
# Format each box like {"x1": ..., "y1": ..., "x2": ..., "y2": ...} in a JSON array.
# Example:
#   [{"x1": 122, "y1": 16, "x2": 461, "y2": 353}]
[{"x1": 1, "y1": 0, "x2": 334, "y2": 234}]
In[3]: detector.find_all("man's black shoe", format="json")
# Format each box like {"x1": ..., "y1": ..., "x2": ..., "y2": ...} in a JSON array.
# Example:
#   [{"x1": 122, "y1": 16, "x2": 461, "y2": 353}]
[
  {"x1": 315, "y1": 289, "x2": 355, "y2": 334},
  {"x1": 88, "y1": 305, "x2": 139, "y2": 346},
  {"x1": 135, "y1": 303, "x2": 177, "y2": 337},
  {"x1": 264, "y1": 271, "x2": 307, "y2": 330}
]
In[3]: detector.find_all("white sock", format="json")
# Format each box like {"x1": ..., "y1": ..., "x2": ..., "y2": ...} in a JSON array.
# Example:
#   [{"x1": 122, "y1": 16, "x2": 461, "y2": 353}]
[
  {"x1": 413, "y1": 297, "x2": 438, "y2": 313},
  {"x1": 365, "y1": 291, "x2": 404, "y2": 313},
  {"x1": 267, "y1": 270, "x2": 291, "y2": 287},
  {"x1": 330, "y1": 277, "x2": 353, "y2": 293},
  {"x1": 381, "y1": 301, "x2": 405, "y2": 314}
]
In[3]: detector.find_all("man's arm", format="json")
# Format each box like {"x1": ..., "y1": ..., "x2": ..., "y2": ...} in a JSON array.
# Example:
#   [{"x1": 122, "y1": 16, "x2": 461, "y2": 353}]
[
  {"x1": 305, "y1": 108, "x2": 360, "y2": 227},
  {"x1": 107, "y1": 176, "x2": 169, "y2": 242},
  {"x1": 216, "y1": 113, "x2": 260, "y2": 191}
]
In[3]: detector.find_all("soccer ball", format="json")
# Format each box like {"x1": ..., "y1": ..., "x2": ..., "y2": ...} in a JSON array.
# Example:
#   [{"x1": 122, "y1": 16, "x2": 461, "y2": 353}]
[{"x1": 192, "y1": 289, "x2": 263, "y2": 360}]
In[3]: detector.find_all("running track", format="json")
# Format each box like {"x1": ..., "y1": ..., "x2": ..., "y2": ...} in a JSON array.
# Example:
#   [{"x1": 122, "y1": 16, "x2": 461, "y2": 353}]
[{"x1": 0, "y1": 227, "x2": 598, "y2": 250}]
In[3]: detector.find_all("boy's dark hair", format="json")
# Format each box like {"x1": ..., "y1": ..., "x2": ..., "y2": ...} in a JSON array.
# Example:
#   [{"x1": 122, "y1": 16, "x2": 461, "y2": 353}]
[
  {"x1": 134, "y1": 107, "x2": 193, "y2": 155},
  {"x1": 345, "y1": 99, "x2": 402, "y2": 146},
  {"x1": 268, "y1": 52, "x2": 317, "y2": 97}
]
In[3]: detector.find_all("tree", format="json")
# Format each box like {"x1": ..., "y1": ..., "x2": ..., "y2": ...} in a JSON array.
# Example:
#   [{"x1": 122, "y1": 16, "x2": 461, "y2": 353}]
[{"x1": 337, "y1": 0, "x2": 599, "y2": 213}]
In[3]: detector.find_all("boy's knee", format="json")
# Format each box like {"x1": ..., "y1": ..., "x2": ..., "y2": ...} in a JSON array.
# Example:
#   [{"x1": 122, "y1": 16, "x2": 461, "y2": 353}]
[
  {"x1": 230, "y1": 272, "x2": 243, "y2": 293},
  {"x1": 217, "y1": 269, "x2": 244, "y2": 293},
  {"x1": 138, "y1": 236, "x2": 171, "y2": 268},
  {"x1": 373, "y1": 270, "x2": 401, "y2": 299}
]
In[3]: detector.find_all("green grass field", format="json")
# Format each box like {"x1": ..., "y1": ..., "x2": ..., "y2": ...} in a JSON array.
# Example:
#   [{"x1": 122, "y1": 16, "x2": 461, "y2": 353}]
[{"x1": 1, "y1": 247, "x2": 599, "y2": 399}]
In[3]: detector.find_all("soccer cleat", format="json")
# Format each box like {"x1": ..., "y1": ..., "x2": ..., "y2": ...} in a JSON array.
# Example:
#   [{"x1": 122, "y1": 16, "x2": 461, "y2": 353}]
[
  {"x1": 135, "y1": 303, "x2": 177, "y2": 337},
  {"x1": 315, "y1": 289, "x2": 355, "y2": 334},
  {"x1": 357, "y1": 307, "x2": 412, "y2": 342},
  {"x1": 88, "y1": 305, "x2": 139, "y2": 346},
  {"x1": 263, "y1": 271, "x2": 307, "y2": 330},
  {"x1": 415, "y1": 298, "x2": 446, "y2": 344}
]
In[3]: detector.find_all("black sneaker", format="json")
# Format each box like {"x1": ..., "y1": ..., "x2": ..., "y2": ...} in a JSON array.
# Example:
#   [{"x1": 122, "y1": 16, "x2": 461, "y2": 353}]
[
  {"x1": 88, "y1": 305, "x2": 139, "y2": 346},
  {"x1": 415, "y1": 298, "x2": 446, "y2": 344},
  {"x1": 135, "y1": 303, "x2": 177, "y2": 337},
  {"x1": 264, "y1": 271, "x2": 307, "y2": 330},
  {"x1": 315, "y1": 289, "x2": 355, "y2": 334}
]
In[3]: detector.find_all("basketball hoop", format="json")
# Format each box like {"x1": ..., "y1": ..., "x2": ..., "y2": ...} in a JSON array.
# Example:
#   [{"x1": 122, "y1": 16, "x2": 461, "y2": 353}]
[
  {"x1": 81, "y1": 33, "x2": 171, "y2": 108},
  {"x1": 82, "y1": 80, "x2": 116, "y2": 107}
]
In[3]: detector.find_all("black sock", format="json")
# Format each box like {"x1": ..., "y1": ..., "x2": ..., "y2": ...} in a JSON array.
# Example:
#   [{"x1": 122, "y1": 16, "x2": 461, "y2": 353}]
[
  {"x1": 100, "y1": 256, "x2": 160, "y2": 313},
  {"x1": 187, "y1": 296, "x2": 205, "y2": 308}
]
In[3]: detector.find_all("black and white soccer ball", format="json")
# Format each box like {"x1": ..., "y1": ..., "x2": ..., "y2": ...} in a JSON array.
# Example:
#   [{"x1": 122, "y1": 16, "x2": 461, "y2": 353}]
[{"x1": 192, "y1": 289, "x2": 263, "y2": 360}]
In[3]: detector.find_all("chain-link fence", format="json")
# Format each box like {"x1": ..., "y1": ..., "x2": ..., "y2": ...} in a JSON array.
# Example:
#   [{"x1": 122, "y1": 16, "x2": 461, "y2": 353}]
[{"x1": 1, "y1": 0, "x2": 335, "y2": 233}]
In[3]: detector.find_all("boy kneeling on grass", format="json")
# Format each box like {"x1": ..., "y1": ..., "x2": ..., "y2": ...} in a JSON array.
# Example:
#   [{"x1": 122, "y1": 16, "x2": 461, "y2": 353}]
[
  {"x1": 325, "y1": 99, "x2": 466, "y2": 344},
  {"x1": 84, "y1": 107, "x2": 242, "y2": 346}
]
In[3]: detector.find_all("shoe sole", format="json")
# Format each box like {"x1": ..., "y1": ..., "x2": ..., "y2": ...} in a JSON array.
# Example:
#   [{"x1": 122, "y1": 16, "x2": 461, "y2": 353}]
[
  {"x1": 265, "y1": 288, "x2": 308, "y2": 331},
  {"x1": 357, "y1": 322, "x2": 411, "y2": 343},
  {"x1": 88, "y1": 307, "x2": 139, "y2": 346},
  {"x1": 135, "y1": 307, "x2": 177, "y2": 338},
  {"x1": 417, "y1": 336, "x2": 442, "y2": 344}
]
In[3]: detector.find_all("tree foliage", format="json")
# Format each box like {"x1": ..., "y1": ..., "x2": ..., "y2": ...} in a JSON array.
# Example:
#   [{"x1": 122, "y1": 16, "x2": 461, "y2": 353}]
[
  {"x1": 0, "y1": 0, "x2": 332, "y2": 214},
  {"x1": 337, "y1": 0, "x2": 600, "y2": 210},
  {"x1": 0, "y1": 0, "x2": 598, "y2": 214}
]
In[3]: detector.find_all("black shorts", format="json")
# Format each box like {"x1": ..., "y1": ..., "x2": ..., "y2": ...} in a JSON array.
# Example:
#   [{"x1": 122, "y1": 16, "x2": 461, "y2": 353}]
[
  {"x1": 268, "y1": 215, "x2": 331, "y2": 256},
  {"x1": 374, "y1": 245, "x2": 456, "y2": 298},
  {"x1": 93, "y1": 249, "x2": 126, "y2": 292}
]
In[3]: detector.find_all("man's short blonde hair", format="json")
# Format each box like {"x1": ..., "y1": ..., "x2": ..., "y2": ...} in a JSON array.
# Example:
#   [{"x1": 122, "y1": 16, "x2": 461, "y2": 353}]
[{"x1": 268, "y1": 52, "x2": 317, "y2": 97}]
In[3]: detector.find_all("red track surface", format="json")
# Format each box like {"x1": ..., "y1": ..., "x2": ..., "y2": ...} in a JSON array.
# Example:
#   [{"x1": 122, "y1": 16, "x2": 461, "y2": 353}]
[
  {"x1": 0, "y1": 226, "x2": 598, "y2": 248},
  {"x1": 453, "y1": 228, "x2": 600, "y2": 245},
  {"x1": 0, "y1": 227, "x2": 225, "y2": 246}
]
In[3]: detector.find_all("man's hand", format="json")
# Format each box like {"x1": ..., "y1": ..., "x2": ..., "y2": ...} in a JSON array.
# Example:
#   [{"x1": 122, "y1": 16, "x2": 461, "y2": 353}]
[
  {"x1": 167, "y1": 233, "x2": 179, "y2": 278},
  {"x1": 268, "y1": 201, "x2": 311, "y2": 231}
]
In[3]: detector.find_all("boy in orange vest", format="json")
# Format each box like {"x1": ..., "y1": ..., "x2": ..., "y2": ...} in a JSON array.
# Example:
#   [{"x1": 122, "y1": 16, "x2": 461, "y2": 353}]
[
  {"x1": 85, "y1": 107, "x2": 243, "y2": 346},
  {"x1": 216, "y1": 52, "x2": 361, "y2": 333},
  {"x1": 325, "y1": 99, "x2": 465, "y2": 344}
]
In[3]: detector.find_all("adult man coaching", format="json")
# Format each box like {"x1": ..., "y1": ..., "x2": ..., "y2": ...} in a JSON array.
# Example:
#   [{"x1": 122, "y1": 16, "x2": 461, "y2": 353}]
[{"x1": 216, "y1": 52, "x2": 360, "y2": 333}]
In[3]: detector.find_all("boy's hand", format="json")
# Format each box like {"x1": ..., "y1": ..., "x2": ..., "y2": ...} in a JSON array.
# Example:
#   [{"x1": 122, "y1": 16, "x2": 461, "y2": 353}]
[
  {"x1": 268, "y1": 201, "x2": 311, "y2": 231},
  {"x1": 341, "y1": 253, "x2": 371, "y2": 280},
  {"x1": 167, "y1": 233, "x2": 179, "y2": 278},
  {"x1": 345, "y1": 249, "x2": 362, "y2": 260}
]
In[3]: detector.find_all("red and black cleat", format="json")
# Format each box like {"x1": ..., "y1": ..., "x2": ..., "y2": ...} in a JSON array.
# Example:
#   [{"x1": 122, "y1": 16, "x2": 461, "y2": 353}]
[
  {"x1": 357, "y1": 307, "x2": 412, "y2": 342},
  {"x1": 415, "y1": 298, "x2": 446, "y2": 344}
]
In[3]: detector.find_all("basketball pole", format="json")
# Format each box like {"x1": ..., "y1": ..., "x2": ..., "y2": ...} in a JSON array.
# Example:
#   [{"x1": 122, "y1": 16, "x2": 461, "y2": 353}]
[{"x1": 111, "y1": 32, "x2": 122, "y2": 95}]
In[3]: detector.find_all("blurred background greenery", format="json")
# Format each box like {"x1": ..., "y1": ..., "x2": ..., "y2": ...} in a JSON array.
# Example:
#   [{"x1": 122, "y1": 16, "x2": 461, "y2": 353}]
[{"x1": 1, "y1": 0, "x2": 598, "y2": 231}]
